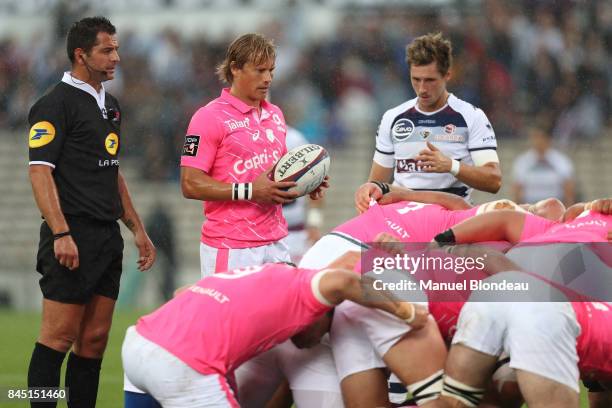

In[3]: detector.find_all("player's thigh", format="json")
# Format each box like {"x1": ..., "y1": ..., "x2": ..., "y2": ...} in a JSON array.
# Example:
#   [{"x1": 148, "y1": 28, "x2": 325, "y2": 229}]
[
  {"x1": 516, "y1": 369, "x2": 579, "y2": 408},
  {"x1": 275, "y1": 340, "x2": 344, "y2": 407},
  {"x1": 505, "y1": 302, "x2": 580, "y2": 393},
  {"x1": 122, "y1": 327, "x2": 237, "y2": 407},
  {"x1": 330, "y1": 302, "x2": 386, "y2": 382},
  {"x1": 275, "y1": 340, "x2": 341, "y2": 395},
  {"x1": 446, "y1": 300, "x2": 505, "y2": 389},
  {"x1": 39, "y1": 298, "x2": 86, "y2": 351},
  {"x1": 235, "y1": 347, "x2": 284, "y2": 408},
  {"x1": 292, "y1": 389, "x2": 345, "y2": 408},
  {"x1": 383, "y1": 317, "x2": 447, "y2": 386},
  {"x1": 340, "y1": 368, "x2": 389, "y2": 408}
]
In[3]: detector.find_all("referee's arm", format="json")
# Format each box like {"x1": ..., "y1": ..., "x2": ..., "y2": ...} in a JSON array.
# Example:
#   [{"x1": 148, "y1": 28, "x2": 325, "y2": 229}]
[
  {"x1": 118, "y1": 171, "x2": 156, "y2": 271},
  {"x1": 29, "y1": 164, "x2": 79, "y2": 270}
]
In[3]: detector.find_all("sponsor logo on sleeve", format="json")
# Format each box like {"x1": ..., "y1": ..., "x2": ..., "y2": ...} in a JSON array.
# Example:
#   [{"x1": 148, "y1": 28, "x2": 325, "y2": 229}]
[
  {"x1": 482, "y1": 135, "x2": 496, "y2": 143},
  {"x1": 392, "y1": 118, "x2": 415, "y2": 142},
  {"x1": 28, "y1": 121, "x2": 56, "y2": 148},
  {"x1": 183, "y1": 135, "x2": 200, "y2": 157},
  {"x1": 105, "y1": 133, "x2": 119, "y2": 155}
]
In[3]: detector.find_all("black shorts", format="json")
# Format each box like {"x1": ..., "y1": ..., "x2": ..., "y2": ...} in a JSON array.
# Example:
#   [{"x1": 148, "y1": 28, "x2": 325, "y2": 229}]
[{"x1": 36, "y1": 216, "x2": 124, "y2": 304}]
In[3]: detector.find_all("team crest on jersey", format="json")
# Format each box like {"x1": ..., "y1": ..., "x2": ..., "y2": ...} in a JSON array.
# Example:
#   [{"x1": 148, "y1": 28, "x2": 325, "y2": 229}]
[
  {"x1": 105, "y1": 133, "x2": 119, "y2": 155},
  {"x1": 444, "y1": 124, "x2": 456, "y2": 134},
  {"x1": 29, "y1": 121, "x2": 56, "y2": 148},
  {"x1": 183, "y1": 135, "x2": 200, "y2": 157},
  {"x1": 392, "y1": 118, "x2": 415, "y2": 142},
  {"x1": 420, "y1": 129, "x2": 432, "y2": 140},
  {"x1": 266, "y1": 129, "x2": 275, "y2": 143}
]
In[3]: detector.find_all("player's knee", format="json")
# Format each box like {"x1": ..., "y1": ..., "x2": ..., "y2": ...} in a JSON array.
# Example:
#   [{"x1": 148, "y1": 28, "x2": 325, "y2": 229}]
[
  {"x1": 78, "y1": 327, "x2": 111, "y2": 356},
  {"x1": 39, "y1": 327, "x2": 78, "y2": 353}
]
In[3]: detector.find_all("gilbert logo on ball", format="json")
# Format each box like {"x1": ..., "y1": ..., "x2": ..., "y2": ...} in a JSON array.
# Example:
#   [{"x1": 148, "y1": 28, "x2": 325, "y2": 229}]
[{"x1": 273, "y1": 144, "x2": 331, "y2": 197}]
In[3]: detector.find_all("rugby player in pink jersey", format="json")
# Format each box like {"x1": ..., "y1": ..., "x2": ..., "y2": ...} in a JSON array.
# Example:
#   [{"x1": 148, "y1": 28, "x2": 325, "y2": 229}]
[
  {"x1": 432, "y1": 252, "x2": 612, "y2": 408},
  {"x1": 431, "y1": 199, "x2": 612, "y2": 407},
  {"x1": 121, "y1": 253, "x2": 428, "y2": 407},
  {"x1": 239, "y1": 189, "x2": 560, "y2": 407},
  {"x1": 179, "y1": 33, "x2": 327, "y2": 277},
  {"x1": 265, "y1": 192, "x2": 524, "y2": 407}
]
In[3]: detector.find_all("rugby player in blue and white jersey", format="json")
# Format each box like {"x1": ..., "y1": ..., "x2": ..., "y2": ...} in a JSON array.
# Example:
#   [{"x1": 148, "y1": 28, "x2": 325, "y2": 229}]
[{"x1": 356, "y1": 32, "x2": 501, "y2": 213}]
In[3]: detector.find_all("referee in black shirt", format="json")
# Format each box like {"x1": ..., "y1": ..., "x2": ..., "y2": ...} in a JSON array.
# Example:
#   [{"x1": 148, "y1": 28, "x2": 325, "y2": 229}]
[{"x1": 27, "y1": 17, "x2": 156, "y2": 408}]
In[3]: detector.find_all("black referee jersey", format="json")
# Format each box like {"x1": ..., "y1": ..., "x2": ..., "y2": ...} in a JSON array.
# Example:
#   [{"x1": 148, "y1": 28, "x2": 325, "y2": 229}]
[{"x1": 28, "y1": 81, "x2": 124, "y2": 221}]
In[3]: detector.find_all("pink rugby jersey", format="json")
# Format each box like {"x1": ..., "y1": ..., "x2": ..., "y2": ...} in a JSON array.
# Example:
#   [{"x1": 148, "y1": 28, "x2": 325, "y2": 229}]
[
  {"x1": 136, "y1": 263, "x2": 331, "y2": 376},
  {"x1": 333, "y1": 201, "x2": 460, "y2": 243},
  {"x1": 518, "y1": 212, "x2": 612, "y2": 380},
  {"x1": 572, "y1": 301, "x2": 612, "y2": 382},
  {"x1": 522, "y1": 211, "x2": 610, "y2": 243},
  {"x1": 181, "y1": 88, "x2": 288, "y2": 248}
]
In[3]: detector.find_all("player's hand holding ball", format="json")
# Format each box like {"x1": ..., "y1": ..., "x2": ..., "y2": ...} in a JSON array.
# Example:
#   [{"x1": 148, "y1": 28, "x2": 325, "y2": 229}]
[
  {"x1": 252, "y1": 167, "x2": 299, "y2": 204},
  {"x1": 273, "y1": 144, "x2": 331, "y2": 198}
]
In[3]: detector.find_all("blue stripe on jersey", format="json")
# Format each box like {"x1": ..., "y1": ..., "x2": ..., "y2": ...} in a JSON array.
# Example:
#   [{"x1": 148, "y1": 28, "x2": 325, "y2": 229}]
[
  {"x1": 376, "y1": 148, "x2": 394, "y2": 155},
  {"x1": 393, "y1": 106, "x2": 468, "y2": 129},
  {"x1": 468, "y1": 146, "x2": 497, "y2": 152}
]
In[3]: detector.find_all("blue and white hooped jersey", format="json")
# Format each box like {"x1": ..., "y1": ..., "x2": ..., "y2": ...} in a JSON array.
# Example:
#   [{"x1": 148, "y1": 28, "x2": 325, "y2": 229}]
[{"x1": 373, "y1": 94, "x2": 497, "y2": 200}]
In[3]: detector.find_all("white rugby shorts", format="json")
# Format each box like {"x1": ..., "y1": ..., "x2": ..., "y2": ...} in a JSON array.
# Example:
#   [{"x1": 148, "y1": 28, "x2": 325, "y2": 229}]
[
  {"x1": 200, "y1": 237, "x2": 291, "y2": 277},
  {"x1": 122, "y1": 326, "x2": 238, "y2": 407},
  {"x1": 452, "y1": 272, "x2": 581, "y2": 393}
]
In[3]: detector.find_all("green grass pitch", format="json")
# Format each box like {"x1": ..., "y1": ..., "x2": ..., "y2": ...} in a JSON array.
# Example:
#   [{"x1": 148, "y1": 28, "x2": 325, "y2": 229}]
[
  {"x1": 0, "y1": 308, "x2": 590, "y2": 407},
  {"x1": 0, "y1": 308, "x2": 144, "y2": 408}
]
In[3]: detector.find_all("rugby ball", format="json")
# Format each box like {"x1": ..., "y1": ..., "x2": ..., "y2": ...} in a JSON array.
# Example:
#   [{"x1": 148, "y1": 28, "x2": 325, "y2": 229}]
[{"x1": 273, "y1": 144, "x2": 330, "y2": 197}]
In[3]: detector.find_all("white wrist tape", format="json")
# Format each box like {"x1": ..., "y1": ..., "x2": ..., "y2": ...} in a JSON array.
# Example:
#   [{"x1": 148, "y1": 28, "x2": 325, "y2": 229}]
[
  {"x1": 399, "y1": 302, "x2": 416, "y2": 324},
  {"x1": 450, "y1": 159, "x2": 461, "y2": 176},
  {"x1": 232, "y1": 183, "x2": 253, "y2": 200}
]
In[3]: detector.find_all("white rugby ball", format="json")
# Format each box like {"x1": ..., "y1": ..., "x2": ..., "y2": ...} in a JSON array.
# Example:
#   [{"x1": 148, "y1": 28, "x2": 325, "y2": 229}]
[{"x1": 273, "y1": 144, "x2": 330, "y2": 197}]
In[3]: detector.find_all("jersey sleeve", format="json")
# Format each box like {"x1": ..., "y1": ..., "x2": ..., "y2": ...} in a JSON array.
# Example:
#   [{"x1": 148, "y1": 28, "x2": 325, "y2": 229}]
[
  {"x1": 467, "y1": 108, "x2": 497, "y2": 153},
  {"x1": 28, "y1": 95, "x2": 67, "y2": 167},
  {"x1": 299, "y1": 268, "x2": 335, "y2": 311},
  {"x1": 373, "y1": 111, "x2": 395, "y2": 168},
  {"x1": 519, "y1": 214, "x2": 557, "y2": 241},
  {"x1": 180, "y1": 107, "x2": 224, "y2": 173}
]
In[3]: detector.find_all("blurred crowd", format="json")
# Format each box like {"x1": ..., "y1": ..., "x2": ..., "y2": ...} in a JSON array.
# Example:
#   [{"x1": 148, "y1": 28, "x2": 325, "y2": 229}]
[{"x1": 1, "y1": 0, "x2": 611, "y2": 181}]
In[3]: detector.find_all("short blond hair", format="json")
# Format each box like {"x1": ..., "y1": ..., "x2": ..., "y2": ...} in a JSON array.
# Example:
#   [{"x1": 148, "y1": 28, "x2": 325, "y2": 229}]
[
  {"x1": 216, "y1": 33, "x2": 276, "y2": 84},
  {"x1": 406, "y1": 32, "x2": 453, "y2": 76}
]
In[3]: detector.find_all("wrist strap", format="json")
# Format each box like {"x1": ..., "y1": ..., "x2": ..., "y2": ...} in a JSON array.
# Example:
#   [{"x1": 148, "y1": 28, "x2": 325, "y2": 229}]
[
  {"x1": 371, "y1": 181, "x2": 390, "y2": 195},
  {"x1": 232, "y1": 183, "x2": 253, "y2": 200},
  {"x1": 434, "y1": 229, "x2": 456, "y2": 245},
  {"x1": 401, "y1": 303, "x2": 416, "y2": 324},
  {"x1": 450, "y1": 159, "x2": 461, "y2": 176},
  {"x1": 53, "y1": 231, "x2": 71, "y2": 240}
]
